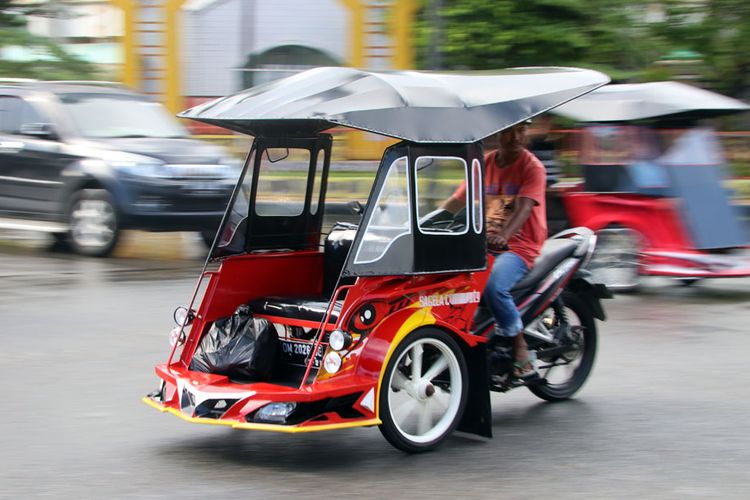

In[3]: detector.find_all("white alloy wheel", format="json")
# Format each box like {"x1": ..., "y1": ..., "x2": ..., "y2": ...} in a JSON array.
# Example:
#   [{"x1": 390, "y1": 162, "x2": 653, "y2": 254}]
[
  {"x1": 68, "y1": 189, "x2": 119, "y2": 257},
  {"x1": 379, "y1": 329, "x2": 468, "y2": 453}
]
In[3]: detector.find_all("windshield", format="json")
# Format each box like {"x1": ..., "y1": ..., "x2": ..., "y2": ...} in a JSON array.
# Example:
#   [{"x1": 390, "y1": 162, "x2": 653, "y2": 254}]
[
  {"x1": 581, "y1": 125, "x2": 661, "y2": 165},
  {"x1": 59, "y1": 92, "x2": 187, "y2": 139},
  {"x1": 255, "y1": 148, "x2": 313, "y2": 216},
  {"x1": 210, "y1": 138, "x2": 330, "y2": 259},
  {"x1": 215, "y1": 157, "x2": 253, "y2": 254},
  {"x1": 343, "y1": 142, "x2": 487, "y2": 277},
  {"x1": 353, "y1": 156, "x2": 411, "y2": 264}
]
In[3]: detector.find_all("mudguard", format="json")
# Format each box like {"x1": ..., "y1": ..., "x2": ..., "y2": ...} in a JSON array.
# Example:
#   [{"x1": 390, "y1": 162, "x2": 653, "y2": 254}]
[
  {"x1": 457, "y1": 341, "x2": 492, "y2": 439},
  {"x1": 566, "y1": 270, "x2": 612, "y2": 321}
]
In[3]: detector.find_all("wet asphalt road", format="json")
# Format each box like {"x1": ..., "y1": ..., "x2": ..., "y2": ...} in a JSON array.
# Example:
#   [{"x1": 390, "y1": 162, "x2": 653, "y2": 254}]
[{"x1": 1, "y1": 234, "x2": 749, "y2": 499}]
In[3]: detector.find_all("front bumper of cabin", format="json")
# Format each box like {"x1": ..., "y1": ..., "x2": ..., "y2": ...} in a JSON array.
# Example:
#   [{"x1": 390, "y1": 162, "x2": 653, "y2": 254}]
[{"x1": 143, "y1": 364, "x2": 380, "y2": 432}]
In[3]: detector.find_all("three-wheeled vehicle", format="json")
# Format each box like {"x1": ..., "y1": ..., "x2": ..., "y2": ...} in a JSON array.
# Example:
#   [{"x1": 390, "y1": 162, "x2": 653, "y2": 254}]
[
  {"x1": 551, "y1": 82, "x2": 750, "y2": 291},
  {"x1": 144, "y1": 67, "x2": 611, "y2": 452}
]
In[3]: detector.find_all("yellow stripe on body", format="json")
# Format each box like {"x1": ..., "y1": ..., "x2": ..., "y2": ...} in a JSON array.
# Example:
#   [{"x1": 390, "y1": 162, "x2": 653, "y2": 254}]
[
  {"x1": 233, "y1": 419, "x2": 382, "y2": 433},
  {"x1": 374, "y1": 308, "x2": 436, "y2": 417},
  {"x1": 142, "y1": 397, "x2": 381, "y2": 433}
]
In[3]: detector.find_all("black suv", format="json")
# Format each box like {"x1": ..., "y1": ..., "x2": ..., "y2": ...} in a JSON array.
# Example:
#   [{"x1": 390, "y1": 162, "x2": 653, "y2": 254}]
[{"x1": 0, "y1": 81, "x2": 238, "y2": 256}]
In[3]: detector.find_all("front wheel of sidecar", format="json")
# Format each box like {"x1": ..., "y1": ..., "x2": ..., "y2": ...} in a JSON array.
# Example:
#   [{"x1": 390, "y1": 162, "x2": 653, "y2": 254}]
[{"x1": 378, "y1": 328, "x2": 468, "y2": 453}]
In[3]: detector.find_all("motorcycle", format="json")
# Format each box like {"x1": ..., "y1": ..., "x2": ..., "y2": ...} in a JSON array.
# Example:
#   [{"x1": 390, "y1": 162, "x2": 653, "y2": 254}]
[{"x1": 475, "y1": 228, "x2": 607, "y2": 399}]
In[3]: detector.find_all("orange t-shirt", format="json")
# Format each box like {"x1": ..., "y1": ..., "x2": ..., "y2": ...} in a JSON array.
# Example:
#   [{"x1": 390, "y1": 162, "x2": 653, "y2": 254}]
[{"x1": 454, "y1": 148, "x2": 547, "y2": 268}]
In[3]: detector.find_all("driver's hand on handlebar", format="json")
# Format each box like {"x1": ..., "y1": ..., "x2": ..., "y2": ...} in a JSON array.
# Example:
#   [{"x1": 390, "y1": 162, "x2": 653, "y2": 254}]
[{"x1": 487, "y1": 228, "x2": 509, "y2": 250}]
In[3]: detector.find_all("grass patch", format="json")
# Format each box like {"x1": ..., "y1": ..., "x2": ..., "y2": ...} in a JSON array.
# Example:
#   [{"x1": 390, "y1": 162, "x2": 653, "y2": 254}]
[{"x1": 728, "y1": 178, "x2": 750, "y2": 200}]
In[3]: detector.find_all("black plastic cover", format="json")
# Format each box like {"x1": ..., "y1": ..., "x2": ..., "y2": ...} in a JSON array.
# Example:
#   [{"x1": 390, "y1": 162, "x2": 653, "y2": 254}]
[{"x1": 190, "y1": 304, "x2": 279, "y2": 382}]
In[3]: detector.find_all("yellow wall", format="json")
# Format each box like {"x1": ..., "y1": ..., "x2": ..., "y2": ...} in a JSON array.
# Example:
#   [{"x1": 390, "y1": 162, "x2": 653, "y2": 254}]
[
  {"x1": 165, "y1": 0, "x2": 185, "y2": 114},
  {"x1": 108, "y1": 0, "x2": 185, "y2": 114},
  {"x1": 109, "y1": 0, "x2": 138, "y2": 88},
  {"x1": 113, "y1": 0, "x2": 417, "y2": 159},
  {"x1": 339, "y1": 0, "x2": 417, "y2": 159},
  {"x1": 392, "y1": 0, "x2": 418, "y2": 70}
]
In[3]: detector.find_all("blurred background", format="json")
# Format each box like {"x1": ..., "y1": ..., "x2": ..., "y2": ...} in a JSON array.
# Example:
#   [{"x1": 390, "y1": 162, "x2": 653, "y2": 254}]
[
  {"x1": 1, "y1": 2, "x2": 750, "y2": 498},
  {"x1": 1, "y1": 0, "x2": 748, "y2": 259},
  {"x1": 3, "y1": 0, "x2": 750, "y2": 156}
]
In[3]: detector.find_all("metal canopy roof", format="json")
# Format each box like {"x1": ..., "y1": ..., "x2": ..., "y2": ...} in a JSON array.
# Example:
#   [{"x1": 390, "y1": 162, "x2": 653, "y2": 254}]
[
  {"x1": 178, "y1": 66, "x2": 609, "y2": 143},
  {"x1": 553, "y1": 81, "x2": 750, "y2": 123}
]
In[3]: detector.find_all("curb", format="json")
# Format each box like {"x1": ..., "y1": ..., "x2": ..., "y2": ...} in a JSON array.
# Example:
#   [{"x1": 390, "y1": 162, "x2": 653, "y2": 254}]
[{"x1": 113, "y1": 231, "x2": 206, "y2": 261}]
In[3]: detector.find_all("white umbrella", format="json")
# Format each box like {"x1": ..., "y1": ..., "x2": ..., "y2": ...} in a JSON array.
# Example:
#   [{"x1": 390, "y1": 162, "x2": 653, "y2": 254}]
[
  {"x1": 179, "y1": 66, "x2": 609, "y2": 143},
  {"x1": 553, "y1": 81, "x2": 749, "y2": 122}
]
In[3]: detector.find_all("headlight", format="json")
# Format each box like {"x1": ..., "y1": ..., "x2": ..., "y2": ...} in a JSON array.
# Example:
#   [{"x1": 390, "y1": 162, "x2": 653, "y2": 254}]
[
  {"x1": 173, "y1": 306, "x2": 195, "y2": 327},
  {"x1": 329, "y1": 329, "x2": 352, "y2": 351},
  {"x1": 252, "y1": 402, "x2": 297, "y2": 424},
  {"x1": 100, "y1": 150, "x2": 165, "y2": 177},
  {"x1": 169, "y1": 326, "x2": 185, "y2": 347},
  {"x1": 323, "y1": 351, "x2": 342, "y2": 374}
]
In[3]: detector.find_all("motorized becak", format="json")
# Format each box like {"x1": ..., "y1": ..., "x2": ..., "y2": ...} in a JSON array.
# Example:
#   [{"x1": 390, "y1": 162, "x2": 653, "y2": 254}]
[
  {"x1": 143, "y1": 67, "x2": 611, "y2": 452},
  {"x1": 551, "y1": 82, "x2": 750, "y2": 291}
]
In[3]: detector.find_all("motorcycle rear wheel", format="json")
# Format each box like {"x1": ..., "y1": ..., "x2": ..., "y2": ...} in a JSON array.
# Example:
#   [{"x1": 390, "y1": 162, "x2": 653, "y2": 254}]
[{"x1": 529, "y1": 292, "x2": 597, "y2": 402}]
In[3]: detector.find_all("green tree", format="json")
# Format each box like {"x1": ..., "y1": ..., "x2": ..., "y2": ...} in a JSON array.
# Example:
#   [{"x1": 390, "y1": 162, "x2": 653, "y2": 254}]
[
  {"x1": 652, "y1": 0, "x2": 750, "y2": 98},
  {"x1": 0, "y1": 0, "x2": 100, "y2": 80},
  {"x1": 0, "y1": 0, "x2": 21, "y2": 26},
  {"x1": 414, "y1": 0, "x2": 658, "y2": 80}
]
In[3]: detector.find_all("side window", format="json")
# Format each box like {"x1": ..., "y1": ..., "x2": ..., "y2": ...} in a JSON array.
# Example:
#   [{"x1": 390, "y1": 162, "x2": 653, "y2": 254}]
[
  {"x1": 216, "y1": 157, "x2": 253, "y2": 251},
  {"x1": 583, "y1": 125, "x2": 634, "y2": 165},
  {"x1": 0, "y1": 96, "x2": 20, "y2": 134},
  {"x1": 415, "y1": 156, "x2": 468, "y2": 234},
  {"x1": 19, "y1": 98, "x2": 44, "y2": 130},
  {"x1": 354, "y1": 156, "x2": 410, "y2": 264},
  {"x1": 472, "y1": 158, "x2": 483, "y2": 233},
  {"x1": 255, "y1": 148, "x2": 311, "y2": 216},
  {"x1": 0, "y1": 97, "x2": 45, "y2": 135},
  {"x1": 310, "y1": 149, "x2": 323, "y2": 215}
]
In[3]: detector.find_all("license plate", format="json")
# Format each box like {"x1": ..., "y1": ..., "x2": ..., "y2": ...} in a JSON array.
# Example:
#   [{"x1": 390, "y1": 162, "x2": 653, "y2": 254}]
[
  {"x1": 185, "y1": 182, "x2": 221, "y2": 195},
  {"x1": 280, "y1": 340, "x2": 324, "y2": 368}
]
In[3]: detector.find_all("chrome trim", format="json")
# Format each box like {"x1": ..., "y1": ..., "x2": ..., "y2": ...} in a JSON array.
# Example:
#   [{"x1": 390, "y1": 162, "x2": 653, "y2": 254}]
[{"x1": 582, "y1": 233, "x2": 598, "y2": 268}]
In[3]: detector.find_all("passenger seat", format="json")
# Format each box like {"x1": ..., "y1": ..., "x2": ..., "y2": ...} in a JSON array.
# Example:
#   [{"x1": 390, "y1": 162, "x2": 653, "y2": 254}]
[{"x1": 247, "y1": 225, "x2": 357, "y2": 323}]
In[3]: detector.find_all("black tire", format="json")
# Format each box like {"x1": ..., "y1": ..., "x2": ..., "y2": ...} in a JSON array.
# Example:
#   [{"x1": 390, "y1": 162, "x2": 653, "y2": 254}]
[
  {"x1": 529, "y1": 292, "x2": 597, "y2": 402},
  {"x1": 588, "y1": 225, "x2": 642, "y2": 293},
  {"x1": 378, "y1": 328, "x2": 468, "y2": 453},
  {"x1": 49, "y1": 232, "x2": 71, "y2": 251},
  {"x1": 67, "y1": 189, "x2": 120, "y2": 257}
]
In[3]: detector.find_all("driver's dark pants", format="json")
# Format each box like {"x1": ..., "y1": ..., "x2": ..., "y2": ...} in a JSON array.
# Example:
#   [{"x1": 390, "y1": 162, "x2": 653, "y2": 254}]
[{"x1": 485, "y1": 251, "x2": 529, "y2": 338}]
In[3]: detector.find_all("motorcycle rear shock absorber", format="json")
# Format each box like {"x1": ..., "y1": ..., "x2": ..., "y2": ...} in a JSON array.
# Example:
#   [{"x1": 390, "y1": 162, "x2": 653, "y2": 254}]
[{"x1": 551, "y1": 297, "x2": 570, "y2": 342}]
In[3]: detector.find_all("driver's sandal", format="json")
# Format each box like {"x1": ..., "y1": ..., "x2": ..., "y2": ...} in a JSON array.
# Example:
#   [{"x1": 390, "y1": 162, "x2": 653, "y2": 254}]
[{"x1": 513, "y1": 358, "x2": 543, "y2": 386}]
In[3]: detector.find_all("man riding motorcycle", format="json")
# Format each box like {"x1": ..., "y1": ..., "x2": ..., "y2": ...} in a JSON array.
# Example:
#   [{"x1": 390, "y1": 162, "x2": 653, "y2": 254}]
[{"x1": 442, "y1": 120, "x2": 547, "y2": 381}]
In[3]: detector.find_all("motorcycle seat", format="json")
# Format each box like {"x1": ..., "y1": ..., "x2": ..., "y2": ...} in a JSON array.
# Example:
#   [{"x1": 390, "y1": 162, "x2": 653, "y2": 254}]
[
  {"x1": 510, "y1": 239, "x2": 579, "y2": 297},
  {"x1": 471, "y1": 238, "x2": 580, "y2": 334}
]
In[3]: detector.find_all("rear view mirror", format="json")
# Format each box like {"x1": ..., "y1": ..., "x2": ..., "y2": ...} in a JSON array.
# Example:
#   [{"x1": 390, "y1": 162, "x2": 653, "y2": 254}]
[
  {"x1": 264, "y1": 148, "x2": 289, "y2": 163},
  {"x1": 19, "y1": 122, "x2": 57, "y2": 140},
  {"x1": 347, "y1": 200, "x2": 364, "y2": 215}
]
